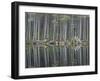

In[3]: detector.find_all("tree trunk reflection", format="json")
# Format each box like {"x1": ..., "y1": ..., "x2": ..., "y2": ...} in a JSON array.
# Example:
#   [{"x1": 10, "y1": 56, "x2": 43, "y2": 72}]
[{"x1": 25, "y1": 12, "x2": 89, "y2": 68}]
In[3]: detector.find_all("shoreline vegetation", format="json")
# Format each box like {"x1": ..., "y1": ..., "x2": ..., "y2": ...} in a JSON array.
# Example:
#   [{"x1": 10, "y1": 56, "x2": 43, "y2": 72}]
[{"x1": 25, "y1": 12, "x2": 89, "y2": 68}]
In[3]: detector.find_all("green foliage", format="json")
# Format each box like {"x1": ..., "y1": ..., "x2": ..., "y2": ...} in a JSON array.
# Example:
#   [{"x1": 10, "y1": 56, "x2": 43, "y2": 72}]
[
  {"x1": 81, "y1": 40, "x2": 88, "y2": 47},
  {"x1": 26, "y1": 40, "x2": 33, "y2": 48},
  {"x1": 67, "y1": 37, "x2": 81, "y2": 50},
  {"x1": 52, "y1": 14, "x2": 71, "y2": 24},
  {"x1": 59, "y1": 15, "x2": 71, "y2": 22},
  {"x1": 52, "y1": 19, "x2": 58, "y2": 24}
]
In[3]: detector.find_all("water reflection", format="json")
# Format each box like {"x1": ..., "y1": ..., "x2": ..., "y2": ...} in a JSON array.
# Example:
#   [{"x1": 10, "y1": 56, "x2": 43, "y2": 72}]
[
  {"x1": 25, "y1": 44, "x2": 89, "y2": 68},
  {"x1": 25, "y1": 12, "x2": 90, "y2": 68}
]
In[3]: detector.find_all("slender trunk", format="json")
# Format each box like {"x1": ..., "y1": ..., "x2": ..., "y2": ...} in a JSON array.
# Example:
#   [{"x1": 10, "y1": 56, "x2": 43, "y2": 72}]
[
  {"x1": 79, "y1": 16, "x2": 82, "y2": 65},
  {"x1": 53, "y1": 17, "x2": 56, "y2": 41},
  {"x1": 44, "y1": 15, "x2": 48, "y2": 39},
  {"x1": 44, "y1": 48, "x2": 48, "y2": 67},
  {"x1": 64, "y1": 22, "x2": 67, "y2": 41},
  {"x1": 71, "y1": 15, "x2": 74, "y2": 37},
  {"x1": 37, "y1": 16, "x2": 40, "y2": 41}
]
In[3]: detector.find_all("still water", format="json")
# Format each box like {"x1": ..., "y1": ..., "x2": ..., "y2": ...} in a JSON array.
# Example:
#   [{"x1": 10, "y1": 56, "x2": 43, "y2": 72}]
[{"x1": 25, "y1": 12, "x2": 89, "y2": 68}]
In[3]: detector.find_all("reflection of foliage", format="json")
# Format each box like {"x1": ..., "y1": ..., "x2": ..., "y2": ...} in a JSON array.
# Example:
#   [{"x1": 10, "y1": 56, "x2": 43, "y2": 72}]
[
  {"x1": 26, "y1": 40, "x2": 33, "y2": 48},
  {"x1": 81, "y1": 40, "x2": 88, "y2": 47},
  {"x1": 67, "y1": 37, "x2": 81, "y2": 50},
  {"x1": 26, "y1": 37, "x2": 88, "y2": 50},
  {"x1": 52, "y1": 63, "x2": 58, "y2": 67}
]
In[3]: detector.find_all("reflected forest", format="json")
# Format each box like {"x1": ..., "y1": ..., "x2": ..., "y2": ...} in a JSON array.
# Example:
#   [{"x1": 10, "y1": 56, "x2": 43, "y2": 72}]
[{"x1": 25, "y1": 12, "x2": 90, "y2": 68}]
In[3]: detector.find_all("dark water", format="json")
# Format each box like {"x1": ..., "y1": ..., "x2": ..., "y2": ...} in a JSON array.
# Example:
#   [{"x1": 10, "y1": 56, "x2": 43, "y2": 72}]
[
  {"x1": 25, "y1": 12, "x2": 90, "y2": 68},
  {"x1": 25, "y1": 46, "x2": 89, "y2": 68}
]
